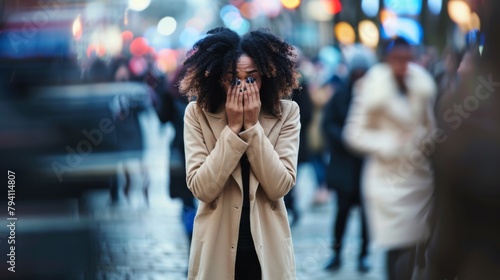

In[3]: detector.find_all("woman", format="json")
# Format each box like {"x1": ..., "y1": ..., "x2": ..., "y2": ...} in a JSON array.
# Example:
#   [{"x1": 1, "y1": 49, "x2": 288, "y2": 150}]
[
  {"x1": 179, "y1": 27, "x2": 301, "y2": 280},
  {"x1": 343, "y1": 38, "x2": 436, "y2": 280}
]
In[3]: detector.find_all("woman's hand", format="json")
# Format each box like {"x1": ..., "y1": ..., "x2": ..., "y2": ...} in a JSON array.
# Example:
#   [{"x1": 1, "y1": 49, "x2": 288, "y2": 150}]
[
  {"x1": 243, "y1": 77, "x2": 261, "y2": 130},
  {"x1": 226, "y1": 79, "x2": 244, "y2": 134}
]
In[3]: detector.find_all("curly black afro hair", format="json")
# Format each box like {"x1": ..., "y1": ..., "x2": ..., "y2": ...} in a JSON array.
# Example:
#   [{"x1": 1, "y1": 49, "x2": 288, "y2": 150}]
[{"x1": 178, "y1": 27, "x2": 300, "y2": 116}]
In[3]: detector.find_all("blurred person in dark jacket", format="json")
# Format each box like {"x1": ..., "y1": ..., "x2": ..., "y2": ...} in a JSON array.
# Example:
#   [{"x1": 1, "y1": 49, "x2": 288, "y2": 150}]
[
  {"x1": 426, "y1": 1, "x2": 500, "y2": 278},
  {"x1": 107, "y1": 58, "x2": 150, "y2": 205},
  {"x1": 84, "y1": 58, "x2": 109, "y2": 83},
  {"x1": 156, "y1": 66, "x2": 197, "y2": 249},
  {"x1": 323, "y1": 52, "x2": 373, "y2": 272},
  {"x1": 308, "y1": 60, "x2": 335, "y2": 205}
]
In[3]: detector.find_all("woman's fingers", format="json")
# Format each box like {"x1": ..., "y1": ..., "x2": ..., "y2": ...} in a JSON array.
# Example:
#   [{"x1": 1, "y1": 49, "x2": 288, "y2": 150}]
[
  {"x1": 238, "y1": 86, "x2": 243, "y2": 108},
  {"x1": 243, "y1": 85, "x2": 249, "y2": 107},
  {"x1": 247, "y1": 77, "x2": 257, "y2": 106}
]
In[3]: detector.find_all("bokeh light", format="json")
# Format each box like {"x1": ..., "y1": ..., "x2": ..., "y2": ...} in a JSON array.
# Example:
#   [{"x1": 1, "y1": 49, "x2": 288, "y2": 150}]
[
  {"x1": 318, "y1": 46, "x2": 341, "y2": 66},
  {"x1": 307, "y1": 0, "x2": 334, "y2": 21},
  {"x1": 361, "y1": 0, "x2": 379, "y2": 17},
  {"x1": 382, "y1": 14, "x2": 398, "y2": 38},
  {"x1": 121, "y1": 31, "x2": 134, "y2": 42},
  {"x1": 281, "y1": 0, "x2": 301, "y2": 10},
  {"x1": 448, "y1": 0, "x2": 471, "y2": 25},
  {"x1": 470, "y1": 12, "x2": 481, "y2": 31},
  {"x1": 157, "y1": 17, "x2": 177, "y2": 36},
  {"x1": 101, "y1": 27, "x2": 123, "y2": 56},
  {"x1": 128, "y1": 0, "x2": 151, "y2": 12},
  {"x1": 255, "y1": 0, "x2": 282, "y2": 18},
  {"x1": 428, "y1": 0, "x2": 443, "y2": 15},
  {"x1": 380, "y1": 9, "x2": 397, "y2": 24},
  {"x1": 220, "y1": 4, "x2": 251, "y2": 35},
  {"x1": 180, "y1": 27, "x2": 204, "y2": 48},
  {"x1": 230, "y1": 18, "x2": 251, "y2": 35},
  {"x1": 130, "y1": 37, "x2": 149, "y2": 57},
  {"x1": 220, "y1": 4, "x2": 240, "y2": 23},
  {"x1": 89, "y1": 27, "x2": 123, "y2": 57},
  {"x1": 145, "y1": 27, "x2": 171, "y2": 50},
  {"x1": 382, "y1": 17, "x2": 423, "y2": 44},
  {"x1": 384, "y1": 0, "x2": 421, "y2": 15},
  {"x1": 129, "y1": 56, "x2": 148, "y2": 76},
  {"x1": 156, "y1": 49, "x2": 178, "y2": 73},
  {"x1": 240, "y1": 2, "x2": 260, "y2": 19},
  {"x1": 358, "y1": 20, "x2": 379, "y2": 48},
  {"x1": 322, "y1": 0, "x2": 342, "y2": 15},
  {"x1": 335, "y1": 22, "x2": 356, "y2": 45},
  {"x1": 72, "y1": 14, "x2": 82, "y2": 41}
]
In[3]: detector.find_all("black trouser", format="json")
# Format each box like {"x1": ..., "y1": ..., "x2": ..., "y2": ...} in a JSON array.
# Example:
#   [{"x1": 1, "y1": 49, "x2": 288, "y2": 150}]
[
  {"x1": 235, "y1": 248, "x2": 262, "y2": 280},
  {"x1": 387, "y1": 247, "x2": 416, "y2": 280},
  {"x1": 332, "y1": 188, "x2": 369, "y2": 258}
]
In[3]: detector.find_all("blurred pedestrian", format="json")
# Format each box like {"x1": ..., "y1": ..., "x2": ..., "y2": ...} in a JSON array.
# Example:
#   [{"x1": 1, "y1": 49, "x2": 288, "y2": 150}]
[
  {"x1": 343, "y1": 37, "x2": 437, "y2": 280},
  {"x1": 323, "y1": 52, "x2": 373, "y2": 273},
  {"x1": 307, "y1": 61, "x2": 334, "y2": 205},
  {"x1": 434, "y1": 47, "x2": 461, "y2": 102},
  {"x1": 426, "y1": 3, "x2": 500, "y2": 274},
  {"x1": 154, "y1": 65, "x2": 196, "y2": 250},
  {"x1": 179, "y1": 27, "x2": 301, "y2": 280},
  {"x1": 285, "y1": 47, "x2": 314, "y2": 227},
  {"x1": 85, "y1": 58, "x2": 108, "y2": 83},
  {"x1": 108, "y1": 58, "x2": 150, "y2": 206}
]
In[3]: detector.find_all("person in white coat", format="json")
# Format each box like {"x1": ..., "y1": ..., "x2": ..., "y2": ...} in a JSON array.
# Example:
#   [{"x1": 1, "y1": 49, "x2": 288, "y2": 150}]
[{"x1": 343, "y1": 38, "x2": 437, "y2": 280}]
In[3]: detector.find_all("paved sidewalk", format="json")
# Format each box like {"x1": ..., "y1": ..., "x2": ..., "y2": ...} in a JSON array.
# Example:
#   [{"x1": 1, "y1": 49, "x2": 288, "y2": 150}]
[{"x1": 86, "y1": 190, "x2": 385, "y2": 280}]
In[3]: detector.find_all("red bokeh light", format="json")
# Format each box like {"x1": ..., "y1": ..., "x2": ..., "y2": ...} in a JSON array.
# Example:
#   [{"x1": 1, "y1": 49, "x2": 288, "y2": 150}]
[
  {"x1": 129, "y1": 37, "x2": 149, "y2": 57},
  {"x1": 240, "y1": 2, "x2": 260, "y2": 19},
  {"x1": 322, "y1": 0, "x2": 342, "y2": 15},
  {"x1": 129, "y1": 56, "x2": 148, "y2": 76},
  {"x1": 121, "y1": 31, "x2": 134, "y2": 42}
]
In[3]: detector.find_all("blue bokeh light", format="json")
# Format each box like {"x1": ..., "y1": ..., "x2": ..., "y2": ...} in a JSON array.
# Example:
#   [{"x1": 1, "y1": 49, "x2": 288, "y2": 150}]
[
  {"x1": 144, "y1": 26, "x2": 171, "y2": 50},
  {"x1": 362, "y1": 0, "x2": 380, "y2": 18},
  {"x1": 428, "y1": 0, "x2": 442, "y2": 15},
  {"x1": 384, "y1": 0, "x2": 422, "y2": 15},
  {"x1": 382, "y1": 17, "x2": 423, "y2": 45}
]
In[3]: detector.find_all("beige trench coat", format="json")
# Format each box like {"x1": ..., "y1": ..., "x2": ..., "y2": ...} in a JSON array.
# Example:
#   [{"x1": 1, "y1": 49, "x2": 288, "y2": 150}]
[
  {"x1": 343, "y1": 63, "x2": 437, "y2": 249},
  {"x1": 184, "y1": 100, "x2": 300, "y2": 280}
]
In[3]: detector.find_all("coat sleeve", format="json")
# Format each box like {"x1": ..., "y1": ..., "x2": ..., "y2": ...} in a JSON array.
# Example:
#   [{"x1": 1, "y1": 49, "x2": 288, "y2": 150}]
[
  {"x1": 184, "y1": 102, "x2": 249, "y2": 203},
  {"x1": 342, "y1": 81, "x2": 403, "y2": 160},
  {"x1": 239, "y1": 101, "x2": 300, "y2": 201}
]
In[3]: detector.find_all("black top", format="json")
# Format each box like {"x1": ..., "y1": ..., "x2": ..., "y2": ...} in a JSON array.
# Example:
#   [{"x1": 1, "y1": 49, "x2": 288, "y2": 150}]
[{"x1": 237, "y1": 153, "x2": 255, "y2": 252}]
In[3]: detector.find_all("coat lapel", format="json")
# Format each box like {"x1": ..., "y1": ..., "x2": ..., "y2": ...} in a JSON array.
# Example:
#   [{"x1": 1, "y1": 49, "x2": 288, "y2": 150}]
[
  {"x1": 204, "y1": 107, "x2": 227, "y2": 142},
  {"x1": 248, "y1": 112, "x2": 280, "y2": 195}
]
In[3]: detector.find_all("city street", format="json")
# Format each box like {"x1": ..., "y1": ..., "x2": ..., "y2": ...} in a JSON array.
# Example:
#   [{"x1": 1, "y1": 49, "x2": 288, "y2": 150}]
[
  {"x1": 1, "y1": 1, "x2": 498, "y2": 279},
  {"x1": 84, "y1": 110, "x2": 386, "y2": 280}
]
